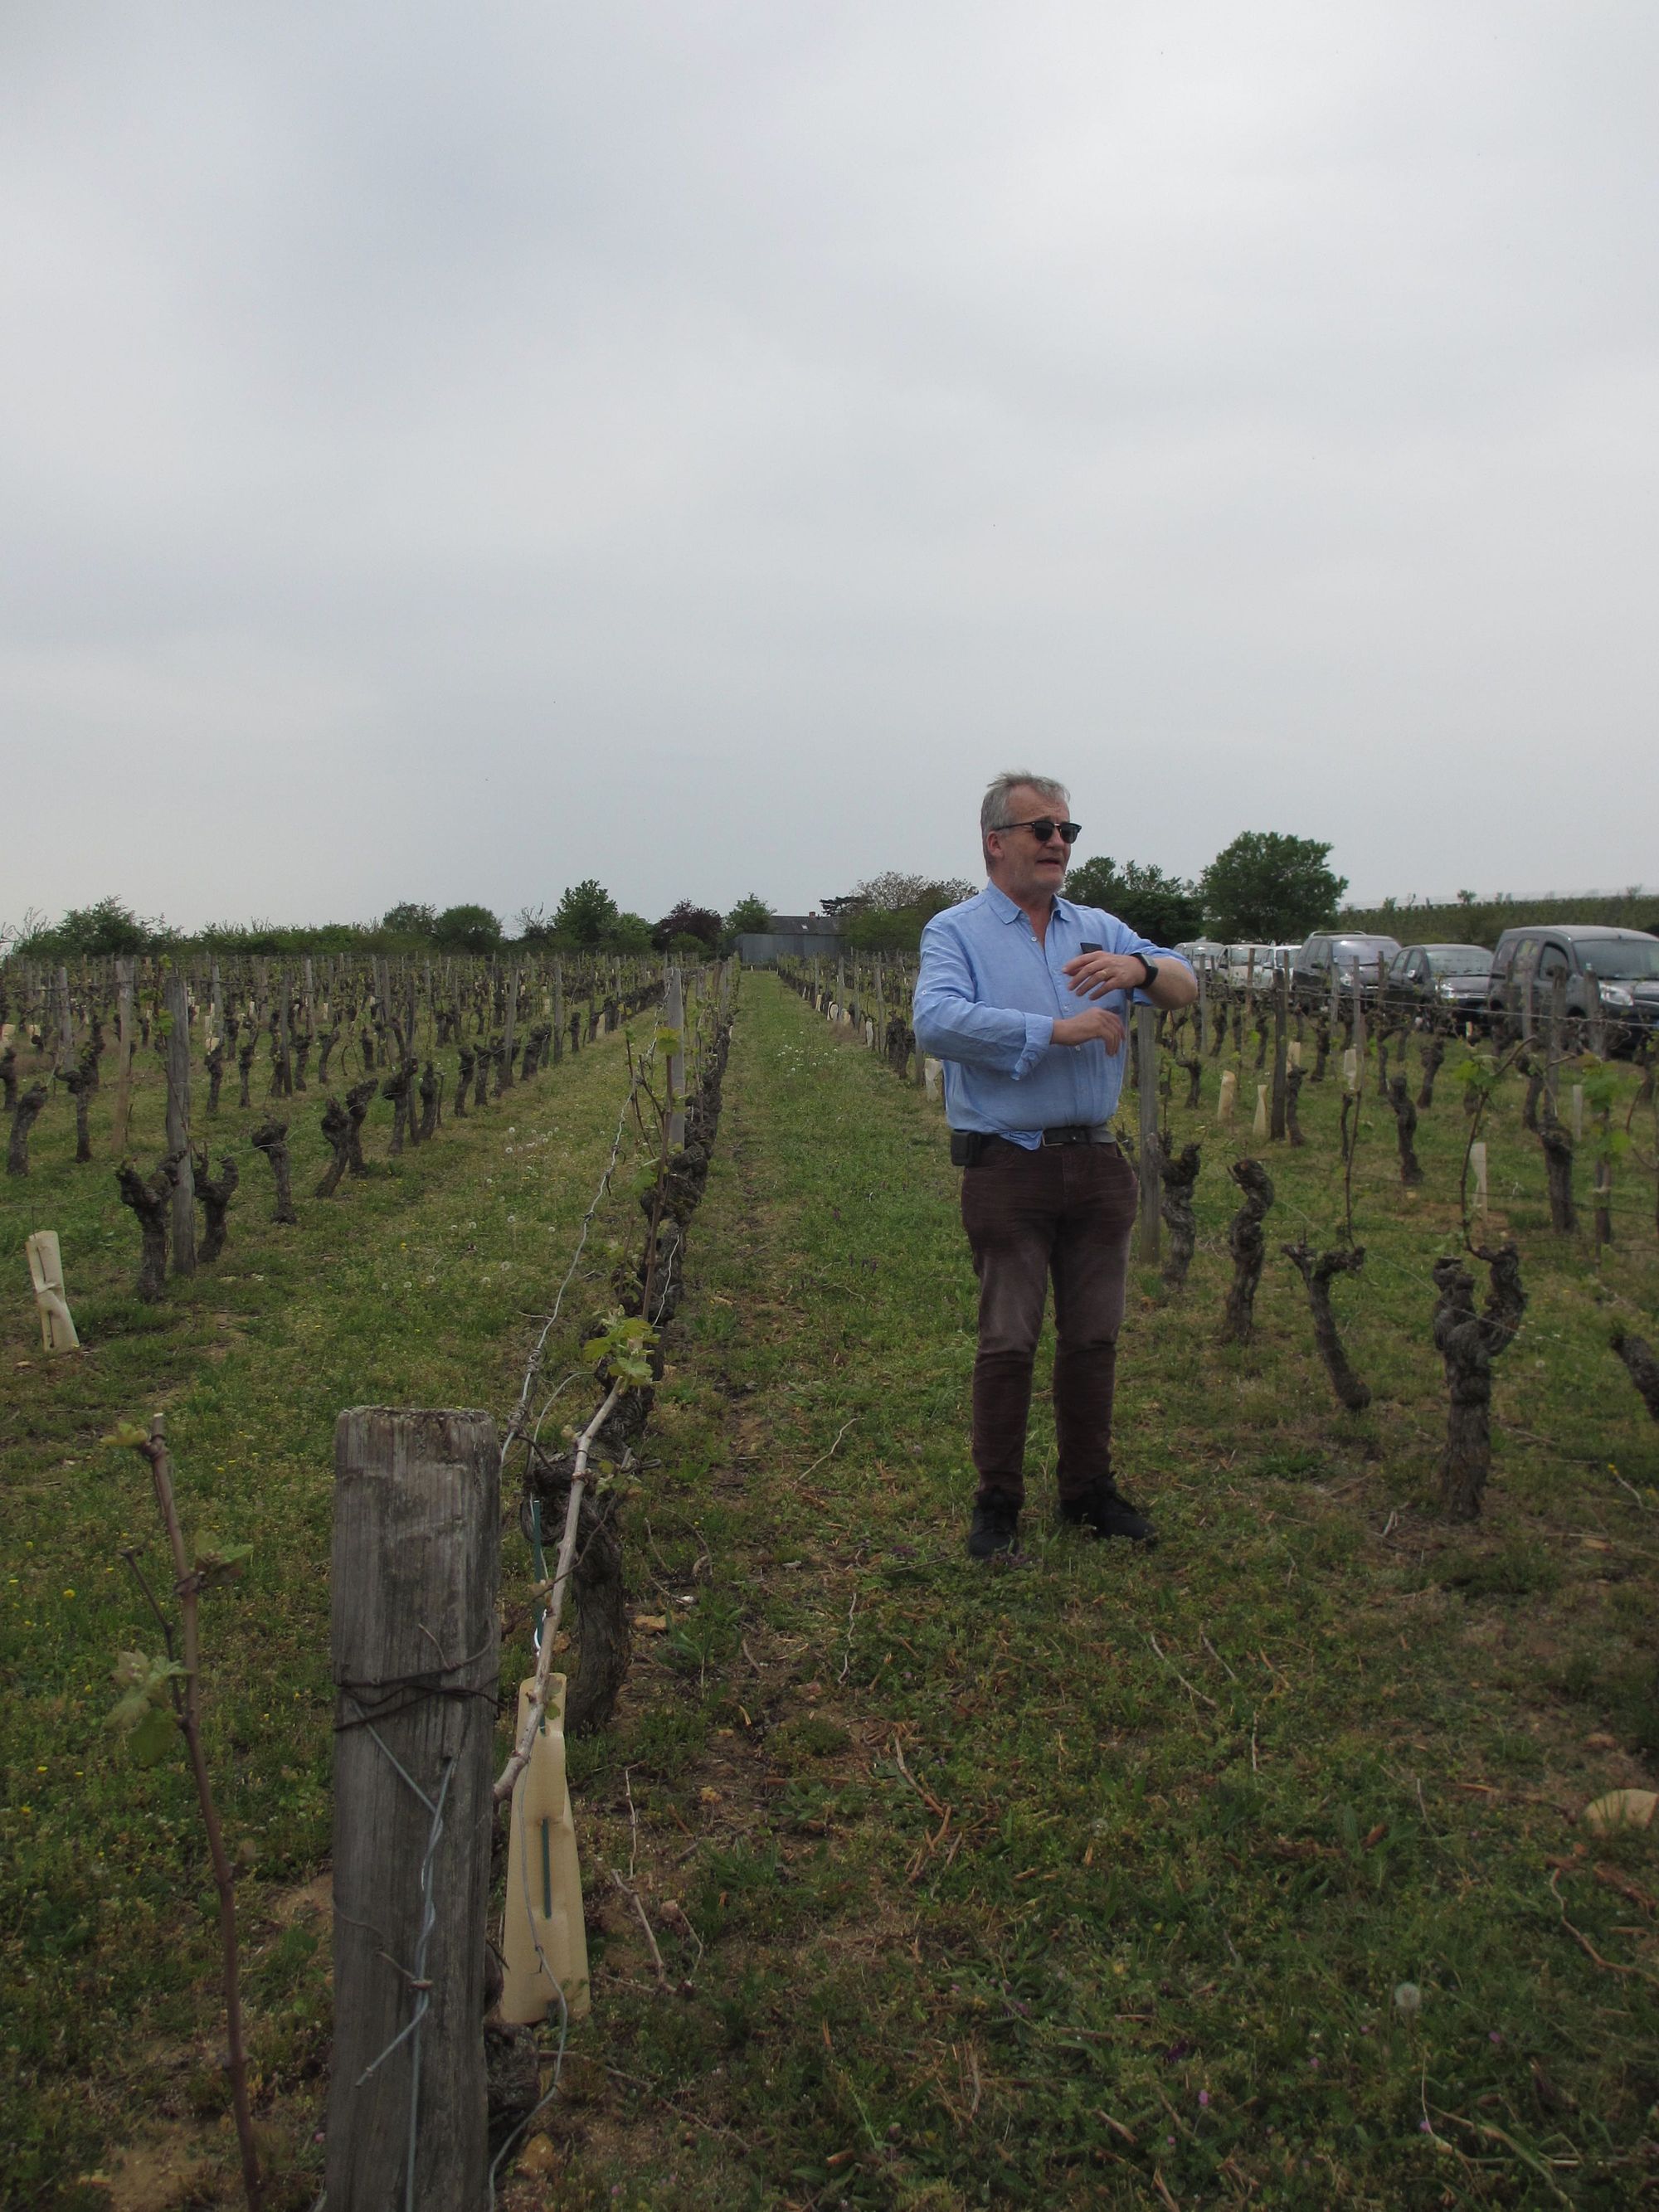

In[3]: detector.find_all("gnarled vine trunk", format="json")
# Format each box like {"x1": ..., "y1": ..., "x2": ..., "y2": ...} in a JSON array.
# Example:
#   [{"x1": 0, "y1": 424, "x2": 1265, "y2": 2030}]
[
  {"x1": 1537, "y1": 1110, "x2": 1576, "y2": 1232},
  {"x1": 1387, "y1": 1074, "x2": 1423, "y2": 1187},
  {"x1": 1432, "y1": 1243, "x2": 1526, "y2": 1520},
  {"x1": 7, "y1": 1082, "x2": 47, "y2": 1176},
  {"x1": 195, "y1": 1152, "x2": 240, "y2": 1261},
  {"x1": 1283, "y1": 1241, "x2": 1372, "y2": 1411},
  {"x1": 117, "y1": 1153, "x2": 181, "y2": 1300},
  {"x1": 1417, "y1": 1035, "x2": 1446, "y2": 1109},
  {"x1": 1219, "y1": 1158, "x2": 1275, "y2": 1345},
  {"x1": 1611, "y1": 1331, "x2": 1659, "y2": 1423},
  {"x1": 1156, "y1": 1138, "x2": 1201, "y2": 1291},
  {"x1": 250, "y1": 1120, "x2": 298, "y2": 1224}
]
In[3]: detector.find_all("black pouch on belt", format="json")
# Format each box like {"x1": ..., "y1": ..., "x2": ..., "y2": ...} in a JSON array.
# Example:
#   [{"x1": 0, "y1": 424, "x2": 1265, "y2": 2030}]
[{"x1": 950, "y1": 1130, "x2": 987, "y2": 1168}]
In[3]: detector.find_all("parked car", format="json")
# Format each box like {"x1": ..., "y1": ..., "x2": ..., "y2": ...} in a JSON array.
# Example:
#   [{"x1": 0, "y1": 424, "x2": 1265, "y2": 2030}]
[
  {"x1": 1219, "y1": 942, "x2": 1284, "y2": 987},
  {"x1": 1173, "y1": 938, "x2": 1228, "y2": 970},
  {"x1": 1292, "y1": 932, "x2": 1402, "y2": 1008},
  {"x1": 1487, "y1": 925, "x2": 1659, "y2": 1049},
  {"x1": 1384, "y1": 943, "x2": 1493, "y2": 1025}
]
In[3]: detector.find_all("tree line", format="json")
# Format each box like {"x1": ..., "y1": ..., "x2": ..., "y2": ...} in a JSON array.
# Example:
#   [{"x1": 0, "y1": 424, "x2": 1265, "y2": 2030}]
[
  {"x1": 828, "y1": 832, "x2": 1350, "y2": 952},
  {"x1": 19, "y1": 833, "x2": 1637, "y2": 972},
  {"x1": 3, "y1": 886, "x2": 782, "y2": 965}
]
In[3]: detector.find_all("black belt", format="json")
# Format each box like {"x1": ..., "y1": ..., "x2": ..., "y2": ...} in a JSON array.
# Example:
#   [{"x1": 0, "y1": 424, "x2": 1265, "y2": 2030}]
[{"x1": 951, "y1": 1125, "x2": 1117, "y2": 1165}]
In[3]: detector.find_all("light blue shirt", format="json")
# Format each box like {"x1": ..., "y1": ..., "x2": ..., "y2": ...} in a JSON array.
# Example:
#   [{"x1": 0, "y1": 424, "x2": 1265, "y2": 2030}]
[{"x1": 912, "y1": 884, "x2": 1191, "y2": 1147}]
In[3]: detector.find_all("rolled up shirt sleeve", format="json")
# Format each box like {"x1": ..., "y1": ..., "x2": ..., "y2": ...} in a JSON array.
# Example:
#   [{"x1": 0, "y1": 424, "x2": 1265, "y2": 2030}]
[{"x1": 914, "y1": 916, "x2": 1053, "y2": 1079}]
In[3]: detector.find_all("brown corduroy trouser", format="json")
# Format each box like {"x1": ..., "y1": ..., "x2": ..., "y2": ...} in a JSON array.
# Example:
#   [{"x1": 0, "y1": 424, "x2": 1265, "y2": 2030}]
[{"x1": 960, "y1": 1140, "x2": 1138, "y2": 1510}]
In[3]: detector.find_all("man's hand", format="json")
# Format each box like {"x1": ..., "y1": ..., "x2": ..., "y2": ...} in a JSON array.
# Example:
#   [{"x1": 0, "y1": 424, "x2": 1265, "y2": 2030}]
[
  {"x1": 1050, "y1": 1006, "x2": 1126, "y2": 1052},
  {"x1": 1061, "y1": 950, "x2": 1150, "y2": 999}
]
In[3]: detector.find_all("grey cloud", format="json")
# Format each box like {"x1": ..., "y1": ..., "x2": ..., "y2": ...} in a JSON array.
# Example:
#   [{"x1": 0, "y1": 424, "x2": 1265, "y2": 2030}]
[{"x1": 2, "y1": 2, "x2": 1657, "y2": 929}]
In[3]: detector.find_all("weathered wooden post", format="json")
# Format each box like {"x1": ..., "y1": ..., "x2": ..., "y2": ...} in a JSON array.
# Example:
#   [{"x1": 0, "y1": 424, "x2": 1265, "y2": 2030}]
[
  {"x1": 1136, "y1": 1004, "x2": 1160, "y2": 1262},
  {"x1": 164, "y1": 968, "x2": 197, "y2": 1276},
  {"x1": 111, "y1": 957, "x2": 136, "y2": 1157},
  {"x1": 275, "y1": 977, "x2": 294, "y2": 1097},
  {"x1": 1586, "y1": 973, "x2": 1605, "y2": 1059},
  {"x1": 1269, "y1": 964, "x2": 1289, "y2": 1140},
  {"x1": 56, "y1": 964, "x2": 75, "y2": 1061},
  {"x1": 665, "y1": 967, "x2": 686, "y2": 1148},
  {"x1": 501, "y1": 966, "x2": 518, "y2": 1088},
  {"x1": 1351, "y1": 965, "x2": 1366, "y2": 1078},
  {"x1": 328, "y1": 1407, "x2": 500, "y2": 2212},
  {"x1": 1546, "y1": 971, "x2": 1566, "y2": 1112}
]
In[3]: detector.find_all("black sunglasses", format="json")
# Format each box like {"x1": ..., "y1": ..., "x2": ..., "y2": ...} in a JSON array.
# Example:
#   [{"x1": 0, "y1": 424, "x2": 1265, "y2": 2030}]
[{"x1": 998, "y1": 817, "x2": 1082, "y2": 845}]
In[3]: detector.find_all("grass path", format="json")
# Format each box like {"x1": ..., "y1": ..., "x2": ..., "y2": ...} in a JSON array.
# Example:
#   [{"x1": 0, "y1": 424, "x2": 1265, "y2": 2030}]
[
  {"x1": 538, "y1": 974, "x2": 1659, "y2": 2210},
  {"x1": 4, "y1": 970, "x2": 1657, "y2": 2206},
  {"x1": 0, "y1": 1018, "x2": 653, "y2": 2205}
]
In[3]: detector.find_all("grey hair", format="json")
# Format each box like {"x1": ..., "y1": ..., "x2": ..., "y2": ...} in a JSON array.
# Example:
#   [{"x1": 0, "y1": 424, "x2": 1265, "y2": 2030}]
[{"x1": 980, "y1": 771, "x2": 1069, "y2": 846}]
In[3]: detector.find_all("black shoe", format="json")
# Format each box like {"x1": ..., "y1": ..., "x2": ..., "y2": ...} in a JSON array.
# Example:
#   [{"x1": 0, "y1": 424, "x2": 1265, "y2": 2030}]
[
  {"x1": 1058, "y1": 1480, "x2": 1157, "y2": 1544},
  {"x1": 967, "y1": 1496, "x2": 1021, "y2": 1559}
]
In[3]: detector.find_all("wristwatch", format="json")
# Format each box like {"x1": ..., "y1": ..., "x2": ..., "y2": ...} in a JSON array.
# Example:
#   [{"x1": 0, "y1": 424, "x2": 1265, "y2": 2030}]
[{"x1": 1133, "y1": 953, "x2": 1159, "y2": 990}]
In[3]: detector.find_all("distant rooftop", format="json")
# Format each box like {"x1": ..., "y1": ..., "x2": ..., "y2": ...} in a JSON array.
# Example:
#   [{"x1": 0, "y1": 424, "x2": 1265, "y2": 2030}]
[{"x1": 765, "y1": 914, "x2": 841, "y2": 935}]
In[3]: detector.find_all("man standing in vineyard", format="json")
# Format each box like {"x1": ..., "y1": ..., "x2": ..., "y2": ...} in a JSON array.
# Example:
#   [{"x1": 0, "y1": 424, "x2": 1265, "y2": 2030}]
[{"x1": 913, "y1": 772, "x2": 1198, "y2": 1559}]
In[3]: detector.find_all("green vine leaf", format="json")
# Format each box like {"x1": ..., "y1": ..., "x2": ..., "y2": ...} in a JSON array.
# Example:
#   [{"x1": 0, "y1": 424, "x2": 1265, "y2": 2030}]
[
  {"x1": 105, "y1": 1650, "x2": 184, "y2": 1748},
  {"x1": 129, "y1": 1707, "x2": 178, "y2": 1766},
  {"x1": 581, "y1": 1308, "x2": 658, "y2": 1386},
  {"x1": 101, "y1": 1421, "x2": 150, "y2": 1451},
  {"x1": 192, "y1": 1536, "x2": 253, "y2": 1587}
]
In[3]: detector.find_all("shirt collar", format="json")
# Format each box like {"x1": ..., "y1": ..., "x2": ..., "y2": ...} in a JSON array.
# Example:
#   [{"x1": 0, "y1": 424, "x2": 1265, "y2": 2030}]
[{"x1": 984, "y1": 882, "x2": 1075, "y2": 930}]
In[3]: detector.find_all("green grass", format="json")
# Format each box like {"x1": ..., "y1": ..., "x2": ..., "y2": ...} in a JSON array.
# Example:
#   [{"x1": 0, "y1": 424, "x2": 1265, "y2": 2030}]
[
  {"x1": 4, "y1": 977, "x2": 1658, "y2": 2208},
  {"x1": 530, "y1": 977, "x2": 1659, "y2": 2210},
  {"x1": 0, "y1": 1020, "x2": 655, "y2": 2207}
]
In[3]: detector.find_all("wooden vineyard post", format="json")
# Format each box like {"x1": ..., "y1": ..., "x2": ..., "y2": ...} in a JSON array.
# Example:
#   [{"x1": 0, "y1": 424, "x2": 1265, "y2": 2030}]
[
  {"x1": 1136, "y1": 1004, "x2": 1160, "y2": 1262},
  {"x1": 501, "y1": 966, "x2": 518, "y2": 1087},
  {"x1": 1197, "y1": 960, "x2": 1209, "y2": 1058},
  {"x1": 327, "y1": 1408, "x2": 499, "y2": 2212},
  {"x1": 665, "y1": 967, "x2": 686, "y2": 1147},
  {"x1": 56, "y1": 964, "x2": 75, "y2": 1061},
  {"x1": 1547, "y1": 972, "x2": 1566, "y2": 1113},
  {"x1": 164, "y1": 968, "x2": 197, "y2": 1276},
  {"x1": 1270, "y1": 964, "x2": 1289, "y2": 1140},
  {"x1": 1351, "y1": 966, "x2": 1366, "y2": 1082},
  {"x1": 552, "y1": 961, "x2": 565, "y2": 1065},
  {"x1": 275, "y1": 976, "x2": 293, "y2": 1097},
  {"x1": 111, "y1": 957, "x2": 135, "y2": 1157}
]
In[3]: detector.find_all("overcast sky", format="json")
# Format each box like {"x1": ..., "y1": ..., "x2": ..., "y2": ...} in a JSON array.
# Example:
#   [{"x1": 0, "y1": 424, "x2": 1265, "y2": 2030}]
[{"x1": 3, "y1": 2, "x2": 1656, "y2": 932}]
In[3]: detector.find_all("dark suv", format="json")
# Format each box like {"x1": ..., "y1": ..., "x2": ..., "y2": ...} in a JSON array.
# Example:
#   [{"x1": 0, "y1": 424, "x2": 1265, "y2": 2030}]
[
  {"x1": 1292, "y1": 932, "x2": 1401, "y2": 1008},
  {"x1": 1486, "y1": 925, "x2": 1659, "y2": 1049},
  {"x1": 1384, "y1": 944, "x2": 1493, "y2": 1025}
]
